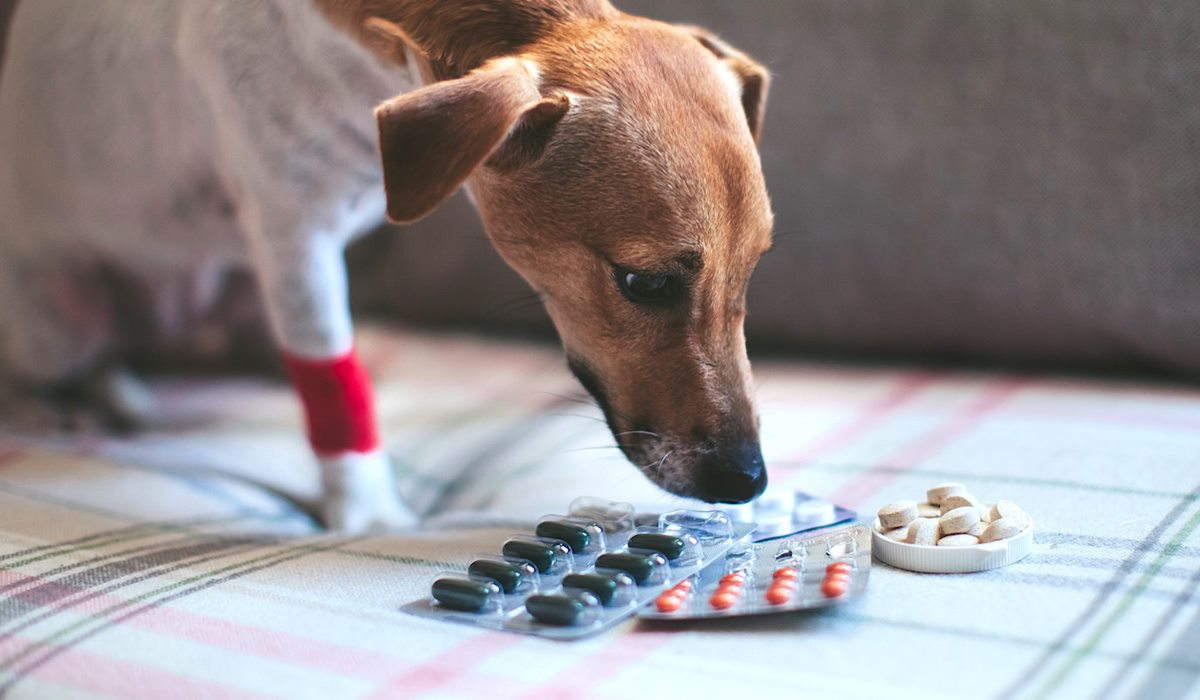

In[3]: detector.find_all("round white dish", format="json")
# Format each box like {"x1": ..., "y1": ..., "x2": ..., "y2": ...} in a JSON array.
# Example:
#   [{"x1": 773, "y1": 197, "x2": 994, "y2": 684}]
[{"x1": 870, "y1": 518, "x2": 1033, "y2": 573}]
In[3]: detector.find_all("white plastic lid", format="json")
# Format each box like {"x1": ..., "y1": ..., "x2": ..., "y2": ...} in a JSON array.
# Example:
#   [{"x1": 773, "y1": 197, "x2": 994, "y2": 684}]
[{"x1": 871, "y1": 518, "x2": 1033, "y2": 573}]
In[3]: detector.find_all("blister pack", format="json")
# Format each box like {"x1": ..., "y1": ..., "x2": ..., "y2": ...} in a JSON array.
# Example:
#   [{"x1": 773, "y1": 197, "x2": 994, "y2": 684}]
[
  {"x1": 719, "y1": 487, "x2": 857, "y2": 542},
  {"x1": 638, "y1": 523, "x2": 871, "y2": 620},
  {"x1": 401, "y1": 497, "x2": 756, "y2": 639}
]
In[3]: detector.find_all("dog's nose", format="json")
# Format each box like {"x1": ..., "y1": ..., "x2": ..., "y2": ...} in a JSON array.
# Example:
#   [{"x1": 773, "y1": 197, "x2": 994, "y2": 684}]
[{"x1": 695, "y1": 439, "x2": 768, "y2": 504}]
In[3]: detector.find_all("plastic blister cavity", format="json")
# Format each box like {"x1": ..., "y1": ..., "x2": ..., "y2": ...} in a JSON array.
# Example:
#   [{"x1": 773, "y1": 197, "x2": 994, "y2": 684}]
[
  {"x1": 525, "y1": 589, "x2": 604, "y2": 628},
  {"x1": 628, "y1": 528, "x2": 703, "y2": 568},
  {"x1": 658, "y1": 509, "x2": 735, "y2": 546},
  {"x1": 562, "y1": 571, "x2": 637, "y2": 608},
  {"x1": 825, "y1": 531, "x2": 858, "y2": 560},
  {"x1": 595, "y1": 550, "x2": 671, "y2": 586},
  {"x1": 568, "y1": 497, "x2": 636, "y2": 546},
  {"x1": 535, "y1": 516, "x2": 607, "y2": 565},
  {"x1": 431, "y1": 574, "x2": 505, "y2": 616},
  {"x1": 501, "y1": 536, "x2": 574, "y2": 580},
  {"x1": 467, "y1": 554, "x2": 540, "y2": 600}
]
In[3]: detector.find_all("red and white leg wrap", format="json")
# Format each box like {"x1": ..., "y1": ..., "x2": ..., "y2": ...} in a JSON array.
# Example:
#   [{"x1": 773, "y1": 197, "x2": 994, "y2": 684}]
[
  {"x1": 284, "y1": 348, "x2": 415, "y2": 531},
  {"x1": 283, "y1": 348, "x2": 379, "y2": 456}
]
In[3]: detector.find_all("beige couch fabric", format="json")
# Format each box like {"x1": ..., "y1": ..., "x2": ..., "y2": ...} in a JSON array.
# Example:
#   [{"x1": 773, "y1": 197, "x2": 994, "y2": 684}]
[{"x1": 1, "y1": 326, "x2": 1198, "y2": 699}]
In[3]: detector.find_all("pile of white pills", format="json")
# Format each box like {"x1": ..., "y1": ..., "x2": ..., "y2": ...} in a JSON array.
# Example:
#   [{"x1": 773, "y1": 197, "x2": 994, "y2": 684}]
[{"x1": 877, "y1": 483, "x2": 1031, "y2": 547}]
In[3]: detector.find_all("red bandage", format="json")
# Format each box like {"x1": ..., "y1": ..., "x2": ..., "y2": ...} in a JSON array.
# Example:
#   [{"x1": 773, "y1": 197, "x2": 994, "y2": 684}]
[{"x1": 284, "y1": 349, "x2": 379, "y2": 455}]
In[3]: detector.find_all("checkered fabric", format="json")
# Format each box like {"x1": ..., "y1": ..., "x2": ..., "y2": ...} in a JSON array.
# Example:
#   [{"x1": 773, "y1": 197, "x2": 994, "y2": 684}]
[{"x1": 1, "y1": 326, "x2": 1197, "y2": 699}]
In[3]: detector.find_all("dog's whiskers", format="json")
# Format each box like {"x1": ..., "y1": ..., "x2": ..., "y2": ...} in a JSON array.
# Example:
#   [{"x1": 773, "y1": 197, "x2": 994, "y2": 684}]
[
  {"x1": 612, "y1": 429, "x2": 660, "y2": 439},
  {"x1": 640, "y1": 449, "x2": 674, "y2": 478}
]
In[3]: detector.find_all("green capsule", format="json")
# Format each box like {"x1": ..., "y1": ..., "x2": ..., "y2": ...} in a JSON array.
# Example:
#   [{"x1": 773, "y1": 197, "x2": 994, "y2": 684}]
[
  {"x1": 526, "y1": 594, "x2": 589, "y2": 626},
  {"x1": 431, "y1": 578, "x2": 495, "y2": 613},
  {"x1": 595, "y1": 551, "x2": 665, "y2": 584},
  {"x1": 627, "y1": 533, "x2": 687, "y2": 560},
  {"x1": 467, "y1": 559, "x2": 523, "y2": 593},
  {"x1": 562, "y1": 573, "x2": 620, "y2": 606},
  {"x1": 502, "y1": 539, "x2": 557, "y2": 573},
  {"x1": 535, "y1": 520, "x2": 591, "y2": 553}
]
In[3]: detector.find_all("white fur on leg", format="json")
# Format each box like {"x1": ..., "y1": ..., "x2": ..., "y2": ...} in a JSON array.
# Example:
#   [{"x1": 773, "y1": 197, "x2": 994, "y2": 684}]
[{"x1": 319, "y1": 449, "x2": 418, "y2": 533}]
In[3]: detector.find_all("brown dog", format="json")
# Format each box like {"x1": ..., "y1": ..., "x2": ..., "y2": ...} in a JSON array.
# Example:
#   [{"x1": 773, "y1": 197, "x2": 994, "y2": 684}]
[{"x1": 0, "y1": 0, "x2": 773, "y2": 529}]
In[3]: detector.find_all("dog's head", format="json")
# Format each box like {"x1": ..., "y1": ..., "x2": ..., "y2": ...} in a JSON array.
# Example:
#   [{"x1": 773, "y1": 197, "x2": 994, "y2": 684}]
[{"x1": 372, "y1": 9, "x2": 773, "y2": 503}]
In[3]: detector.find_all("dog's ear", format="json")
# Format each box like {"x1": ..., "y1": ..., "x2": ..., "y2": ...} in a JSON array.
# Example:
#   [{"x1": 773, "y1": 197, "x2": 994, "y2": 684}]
[
  {"x1": 679, "y1": 26, "x2": 770, "y2": 145},
  {"x1": 375, "y1": 58, "x2": 566, "y2": 223}
]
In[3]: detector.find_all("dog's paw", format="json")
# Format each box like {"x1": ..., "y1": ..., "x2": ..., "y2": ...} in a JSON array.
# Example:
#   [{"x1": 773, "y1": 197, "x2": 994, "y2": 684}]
[
  {"x1": 319, "y1": 450, "x2": 418, "y2": 533},
  {"x1": 0, "y1": 366, "x2": 155, "y2": 434}
]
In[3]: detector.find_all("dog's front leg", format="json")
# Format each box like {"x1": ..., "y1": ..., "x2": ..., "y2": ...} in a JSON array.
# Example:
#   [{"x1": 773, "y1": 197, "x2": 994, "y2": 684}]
[{"x1": 253, "y1": 232, "x2": 416, "y2": 532}]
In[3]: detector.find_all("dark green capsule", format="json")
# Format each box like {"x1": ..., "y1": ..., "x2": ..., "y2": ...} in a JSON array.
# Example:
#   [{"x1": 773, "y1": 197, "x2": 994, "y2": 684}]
[
  {"x1": 562, "y1": 573, "x2": 620, "y2": 606},
  {"x1": 627, "y1": 533, "x2": 687, "y2": 561},
  {"x1": 501, "y1": 539, "x2": 557, "y2": 573},
  {"x1": 595, "y1": 551, "x2": 664, "y2": 584},
  {"x1": 467, "y1": 559, "x2": 523, "y2": 593},
  {"x1": 526, "y1": 594, "x2": 588, "y2": 626},
  {"x1": 535, "y1": 520, "x2": 591, "y2": 553},
  {"x1": 431, "y1": 578, "x2": 494, "y2": 612}
]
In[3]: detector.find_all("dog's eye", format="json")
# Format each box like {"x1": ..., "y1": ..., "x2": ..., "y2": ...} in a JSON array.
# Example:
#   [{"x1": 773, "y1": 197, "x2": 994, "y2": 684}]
[{"x1": 615, "y1": 268, "x2": 680, "y2": 305}]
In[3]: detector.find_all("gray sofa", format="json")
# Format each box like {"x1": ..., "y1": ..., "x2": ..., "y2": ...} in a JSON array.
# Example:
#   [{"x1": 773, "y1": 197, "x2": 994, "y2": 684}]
[{"x1": 349, "y1": 0, "x2": 1200, "y2": 377}]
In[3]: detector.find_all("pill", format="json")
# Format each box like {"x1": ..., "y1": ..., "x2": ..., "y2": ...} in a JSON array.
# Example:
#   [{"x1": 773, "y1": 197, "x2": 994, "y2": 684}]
[
  {"x1": 769, "y1": 577, "x2": 798, "y2": 591},
  {"x1": 535, "y1": 520, "x2": 591, "y2": 553},
  {"x1": 940, "y1": 492, "x2": 984, "y2": 516},
  {"x1": 966, "y1": 521, "x2": 987, "y2": 537},
  {"x1": 926, "y1": 483, "x2": 966, "y2": 506},
  {"x1": 883, "y1": 526, "x2": 909, "y2": 541},
  {"x1": 467, "y1": 559, "x2": 525, "y2": 594},
  {"x1": 766, "y1": 586, "x2": 794, "y2": 605},
  {"x1": 655, "y1": 592, "x2": 684, "y2": 613},
  {"x1": 821, "y1": 578, "x2": 848, "y2": 597},
  {"x1": 938, "y1": 533, "x2": 980, "y2": 547},
  {"x1": 561, "y1": 573, "x2": 622, "y2": 606},
  {"x1": 773, "y1": 567, "x2": 800, "y2": 581},
  {"x1": 718, "y1": 579, "x2": 745, "y2": 592},
  {"x1": 673, "y1": 579, "x2": 694, "y2": 593},
  {"x1": 719, "y1": 573, "x2": 746, "y2": 586},
  {"x1": 878, "y1": 500, "x2": 919, "y2": 529},
  {"x1": 595, "y1": 551, "x2": 667, "y2": 584},
  {"x1": 917, "y1": 502, "x2": 941, "y2": 518},
  {"x1": 939, "y1": 506, "x2": 981, "y2": 535},
  {"x1": 990, "y1": 500, "x2": 1031, "y2": 529},
  {"x1": 906, "y1": 518, "x2": 940, "y2": 545},
  {"x1": 980, "y1": 517, "x2": 1024, "y2": 543},
  {"x1": 826, "y1": 562, "x2": 853, "y2": 575},
  {"x1": 824, "y1": 571, "x2": 851, "y2": 586},
  {"x1": 431, "y1": 578, "x2": 498, "y2": 613},
  {"x1": 526, "y1": 593, "x2": 598, "y2": 626},
  {"x1": 627, "y1": 533, "x2": 687, "y2": 561},
  {"x1": 709, "y1": 592, "x2": 738, "y2": 609},
  {"x1": 501, "y1": 539, "x2": 558, "y2": 573}
]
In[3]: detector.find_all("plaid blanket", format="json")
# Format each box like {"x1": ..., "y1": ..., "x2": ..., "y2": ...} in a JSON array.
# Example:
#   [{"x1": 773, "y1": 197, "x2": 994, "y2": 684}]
[{"x1": 0, "y1": 326, "x2": 1197, "y2": 699}]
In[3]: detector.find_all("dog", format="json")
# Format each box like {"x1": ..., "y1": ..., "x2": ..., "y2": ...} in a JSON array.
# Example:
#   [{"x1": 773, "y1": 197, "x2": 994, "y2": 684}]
[{"x1": 0, "y1": 0, "x2": 774, "y2": 531}]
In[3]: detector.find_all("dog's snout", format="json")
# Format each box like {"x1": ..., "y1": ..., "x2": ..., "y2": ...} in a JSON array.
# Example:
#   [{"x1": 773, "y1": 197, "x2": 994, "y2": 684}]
[{"x1": 695, "y1": 439, "x2": 768, "y2": 504}]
